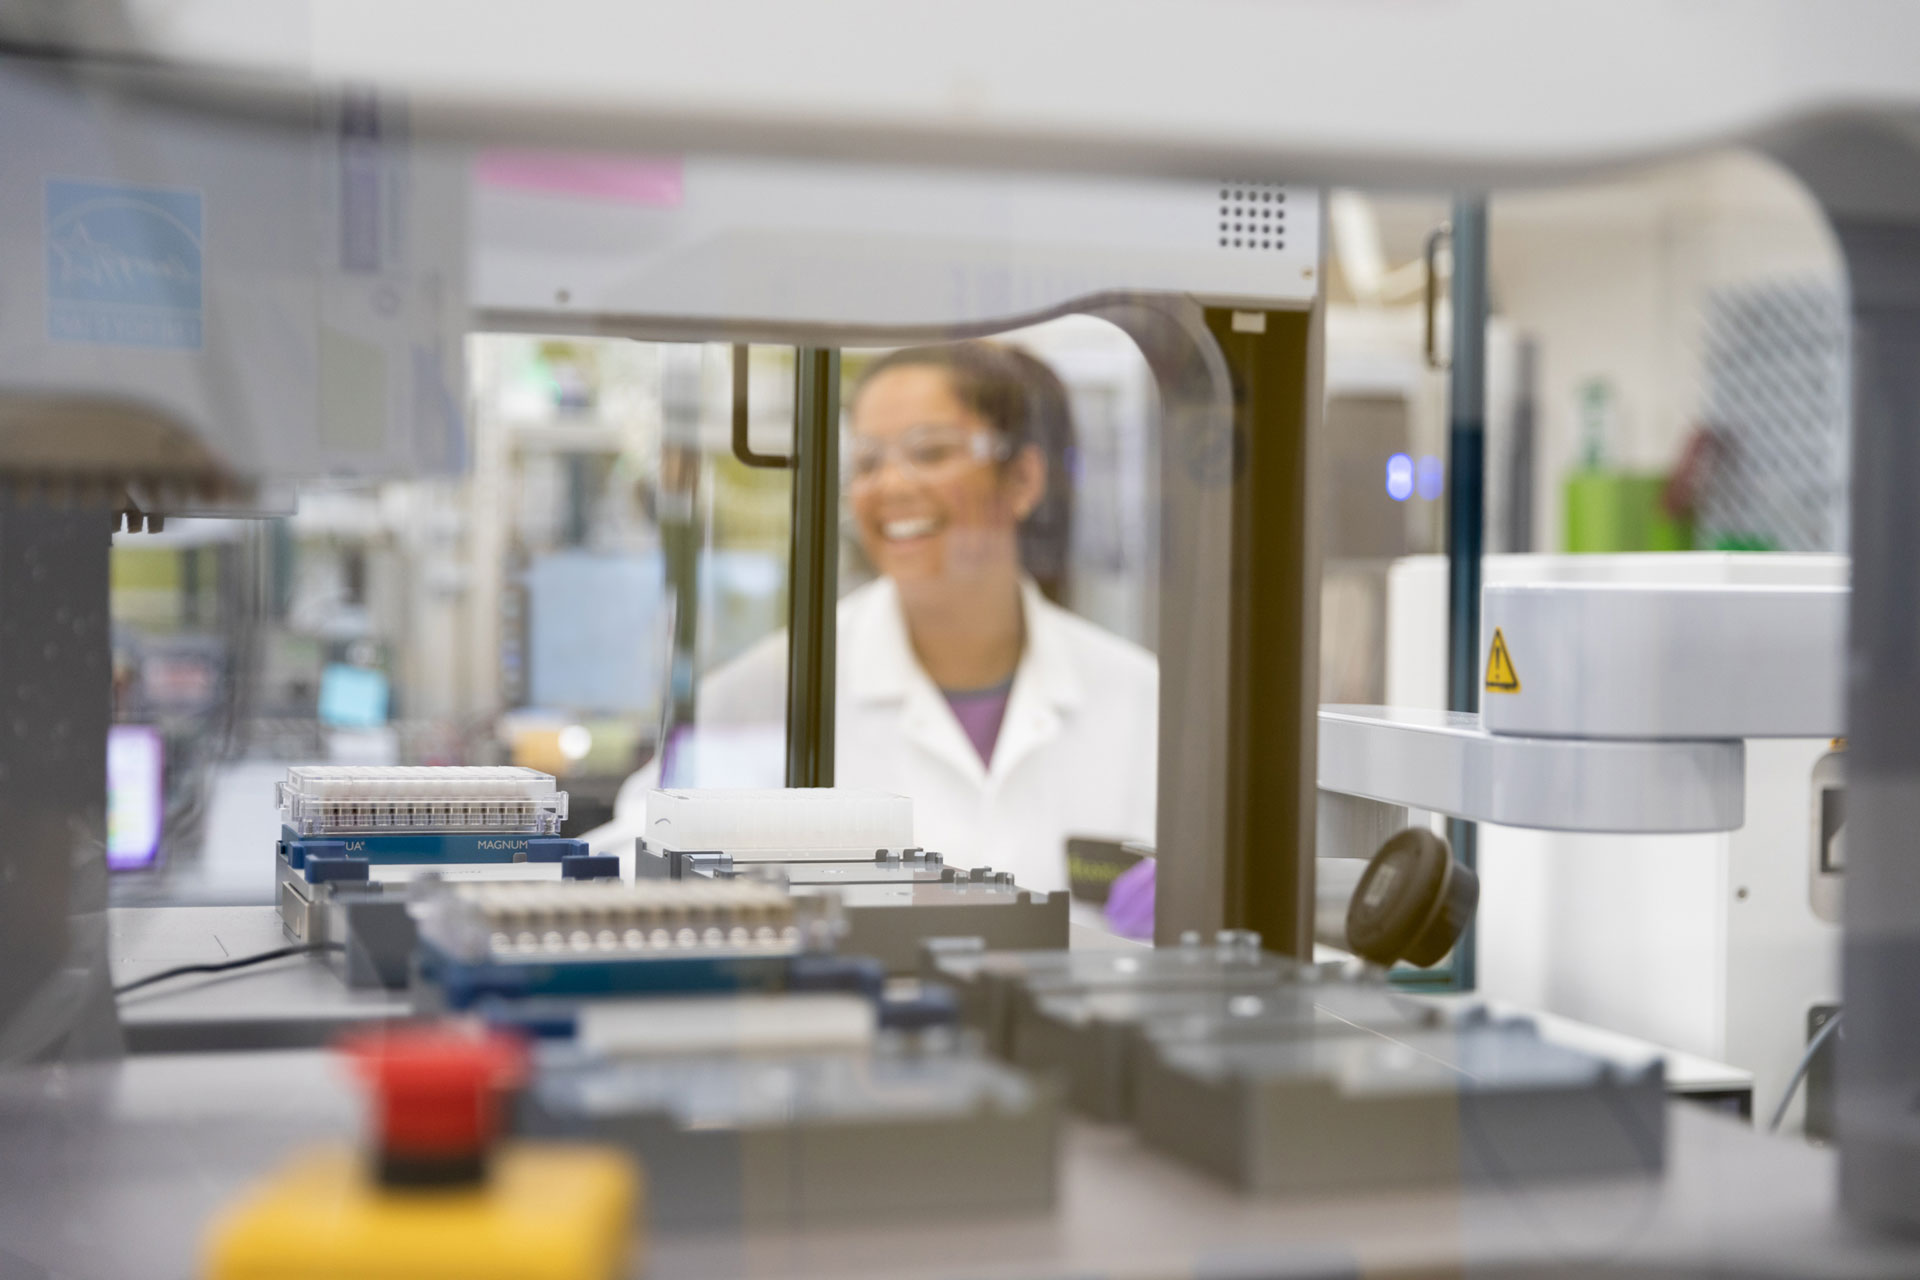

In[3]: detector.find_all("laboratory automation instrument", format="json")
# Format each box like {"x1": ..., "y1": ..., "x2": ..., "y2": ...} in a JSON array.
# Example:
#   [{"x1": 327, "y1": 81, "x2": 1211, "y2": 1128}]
[
  {"x1": 926, "y1": 931, "x2": 1665, "y2": 1193},
  {"x1": 274, "y1": 766, "x2": 612, "y2": 989},
  {"x1": 637, "y1": 787, "x2": 1069, "y2": 970},
  {"x1": 8, "y1": 4, "x2": 1920, "y2": 1263}
]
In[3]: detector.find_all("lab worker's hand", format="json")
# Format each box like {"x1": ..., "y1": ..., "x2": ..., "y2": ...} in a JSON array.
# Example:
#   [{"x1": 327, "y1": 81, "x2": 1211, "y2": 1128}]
[{"x1": 1104, "y1": 857, "x2": 1155, "y2": 941}]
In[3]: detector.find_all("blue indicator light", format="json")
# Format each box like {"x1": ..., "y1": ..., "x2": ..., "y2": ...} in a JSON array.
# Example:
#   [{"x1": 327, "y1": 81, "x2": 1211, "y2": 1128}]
[
  {"x1": 1385, "y1": 453, "x2": 1414, "y2": 502},
  {"x1": 1417, "y1": 454, "x2": 1445, "y2": 501}
]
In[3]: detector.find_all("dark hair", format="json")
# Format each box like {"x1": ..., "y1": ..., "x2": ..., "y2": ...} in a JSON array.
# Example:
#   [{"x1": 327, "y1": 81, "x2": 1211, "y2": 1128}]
[{"x1": 852, "y1": 341, "x2": 1077, "y2": 604}]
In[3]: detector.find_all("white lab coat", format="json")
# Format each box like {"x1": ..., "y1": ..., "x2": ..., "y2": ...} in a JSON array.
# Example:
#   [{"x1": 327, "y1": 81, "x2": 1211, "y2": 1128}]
[{"x1": 603, "y1": 577, "x2": 1158, "y2": 893}]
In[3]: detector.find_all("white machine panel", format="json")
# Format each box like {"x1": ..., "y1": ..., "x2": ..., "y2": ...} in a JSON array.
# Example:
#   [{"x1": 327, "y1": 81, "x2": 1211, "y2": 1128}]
[
  {"x1": 1479, "y1": 582, "x2": 1846, "y2": 740},
  {"x1": 643, "y1": 787, "x2": 914, "y2": 861},
  {"x1": 1318, "y1": 705, "x2": 1745, "y2": 834},
  {"x1": 474, "y1": 157, "x2": 1319, "y2": 335},
  {"x1": 74, "y1": 0, "x2": 1920, "y2": 190}
]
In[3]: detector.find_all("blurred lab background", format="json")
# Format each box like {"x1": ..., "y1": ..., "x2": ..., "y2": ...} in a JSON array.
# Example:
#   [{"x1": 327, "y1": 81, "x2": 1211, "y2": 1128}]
[
  {"x1": 108, "y1": 148, "x2": 1845, "y2": 1047},
  {"x1": 107, "y1": 313, "x2": 1161, "y2": 904}
]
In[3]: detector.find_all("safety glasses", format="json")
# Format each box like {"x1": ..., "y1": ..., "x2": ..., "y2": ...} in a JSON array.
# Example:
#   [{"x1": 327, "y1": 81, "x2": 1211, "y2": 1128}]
[{"x1": 844, "y1": 423, "x2": 1012, "y2": 486}]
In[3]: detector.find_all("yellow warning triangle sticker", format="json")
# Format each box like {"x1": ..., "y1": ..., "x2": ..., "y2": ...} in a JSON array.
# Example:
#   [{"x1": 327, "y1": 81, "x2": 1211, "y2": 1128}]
[{"x1": 1484, "y1": 628, "x2": 1522, "y2": 694}]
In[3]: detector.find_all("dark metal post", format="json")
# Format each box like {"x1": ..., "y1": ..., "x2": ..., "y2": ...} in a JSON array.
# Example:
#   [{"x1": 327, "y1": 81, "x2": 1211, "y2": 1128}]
[
  {"x1": 1504, "y1": 336, "x2": 1538, "y2": 554},
  {"x1": 1757, "y1": 125, "x2": 1920, "y2": 1229},
  {"x1": 1830, "y1": 217, "x2": 1920, "y2": 1232},
  {"x1": 0, "y1": 496, "x2": 120, "y2": 1063},
  {"x1": 1446, "y1": 197, "x2": 1489, "y2": 991},
  {"x1": 1148, "y1": 305, "x2": 1321, "y2": 956},
  {"x1": 785, "y1": 348, "x2": 840, "y2": 787}
]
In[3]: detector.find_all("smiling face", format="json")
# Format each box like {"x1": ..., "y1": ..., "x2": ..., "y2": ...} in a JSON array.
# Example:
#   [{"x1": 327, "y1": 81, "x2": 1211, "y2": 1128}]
[{"x1": 847, "y1": 363, "x2": 1044, "y2": 595}]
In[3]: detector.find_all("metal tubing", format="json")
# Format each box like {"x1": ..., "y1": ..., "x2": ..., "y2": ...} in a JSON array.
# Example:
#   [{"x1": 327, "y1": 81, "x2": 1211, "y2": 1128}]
[
  {"x1": 784, "y1": 348, "x2": 840, "y2": 787},
  {"x1": 1423, "y1": 224, "x2": 1451, "y2": 372},
  {"x1": 1445, "y1": 197, "x2": 1488, "y2": 991},
  {"x1": 730, "y1": 344, "x2": 791, "y2": 469}
]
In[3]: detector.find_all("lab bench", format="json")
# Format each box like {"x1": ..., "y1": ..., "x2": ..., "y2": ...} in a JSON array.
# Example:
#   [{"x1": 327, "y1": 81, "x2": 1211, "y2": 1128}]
[
  {"x1": 0, "y1": 1046, "x2": 1907, "y2": 1280},
  {"x1": 76, "y1": 902, "x2": 1860, "y2": 1280}
]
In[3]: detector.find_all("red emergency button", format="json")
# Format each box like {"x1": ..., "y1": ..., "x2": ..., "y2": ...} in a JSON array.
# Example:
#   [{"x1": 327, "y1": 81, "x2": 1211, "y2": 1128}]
[{"x1": 340, "y1": 1026, "x2": 528, "y2": 1186}]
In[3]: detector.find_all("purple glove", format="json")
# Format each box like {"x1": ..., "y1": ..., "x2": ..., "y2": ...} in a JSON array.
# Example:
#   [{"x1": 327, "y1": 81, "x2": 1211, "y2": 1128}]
[{"x1": 1104, "y1": 857, "x2": 1156, "y2": 941}]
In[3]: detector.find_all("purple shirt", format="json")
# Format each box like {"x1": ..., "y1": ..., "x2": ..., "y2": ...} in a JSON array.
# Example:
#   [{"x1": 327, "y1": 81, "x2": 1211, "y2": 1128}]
[{"x1": 943, "y1": 677, "x2": 1014, "y2": 767}]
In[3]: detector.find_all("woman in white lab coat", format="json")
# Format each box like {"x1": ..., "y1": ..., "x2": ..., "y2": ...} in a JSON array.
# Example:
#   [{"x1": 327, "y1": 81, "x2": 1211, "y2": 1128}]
[{"x1": 610, "y1": 341, "x2": 1158, "y2": 894}]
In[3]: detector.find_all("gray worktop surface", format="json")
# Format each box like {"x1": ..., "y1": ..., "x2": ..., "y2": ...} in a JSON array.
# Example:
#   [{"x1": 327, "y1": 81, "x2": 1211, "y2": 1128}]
[
  {"x1": 1, "y1": 1047, "x2": 1915, "y2": 1280},
  {"x1": 110, "y1": 906, "x2": 411, "y2": 1052},
  {"x1": 72, "y1": 906, "x2": 1880, "y2": 1279}
]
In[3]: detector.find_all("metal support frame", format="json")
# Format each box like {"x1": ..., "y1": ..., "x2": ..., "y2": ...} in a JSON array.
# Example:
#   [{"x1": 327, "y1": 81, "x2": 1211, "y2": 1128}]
[
  {"x1": 1443, "y1": 198, "x2": 1488, "y2": 992},
  {"x1": 1759, "y1": 124, "x2": 1920, "y2": 1231},
  {"x1": 1833, "y1": 226, "x2": 1920, "y2": 1229},
  {"x1": 1150, "y1": 305, "x2": 1322, "y2": 956},
  {"x1": 784, "y1": 348, "x2": 841, "y2": 788},
  {"x1": 1821, "y1": 209, "x2": 1920, "y2": 1234}
]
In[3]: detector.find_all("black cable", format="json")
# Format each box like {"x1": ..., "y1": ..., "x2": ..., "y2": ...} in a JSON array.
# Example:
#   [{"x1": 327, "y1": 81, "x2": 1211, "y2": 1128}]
[
  {"x1": 1769, "y1": 1011, "x2": 1843, "y2": 1134},
  {"x1": 113, "y1": 942, "x2": 343, "y2": 997}
]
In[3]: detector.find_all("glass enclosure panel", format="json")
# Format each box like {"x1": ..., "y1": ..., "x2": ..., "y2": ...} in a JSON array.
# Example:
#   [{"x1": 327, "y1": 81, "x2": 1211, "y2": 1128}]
[
  {"x1": 108, "y1": 319, "x2": 1164, "y2": 910},
  {"x1": 107, "y1": 335, "x2": 793, "y2": 904},
  {"x1": 656, "y1": 316, "x2": 1163, "y2": 902}
]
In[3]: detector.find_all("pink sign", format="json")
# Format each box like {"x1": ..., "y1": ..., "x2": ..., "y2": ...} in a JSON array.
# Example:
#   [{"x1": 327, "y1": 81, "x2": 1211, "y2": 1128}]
[{"x1": 475, "y1": 150, "x2": 684, "y2": 207}]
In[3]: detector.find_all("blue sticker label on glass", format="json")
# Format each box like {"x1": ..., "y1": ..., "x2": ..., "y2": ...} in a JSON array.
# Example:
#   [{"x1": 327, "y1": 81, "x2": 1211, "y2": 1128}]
[{"x1": 45, "y1": 179, "x2": 203, "y2": 349}]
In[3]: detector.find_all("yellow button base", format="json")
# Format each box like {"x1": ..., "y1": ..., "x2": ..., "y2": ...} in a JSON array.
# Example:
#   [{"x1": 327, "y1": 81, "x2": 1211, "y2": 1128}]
[{"x1": 203, "y1": 1143, "x2": 641, "y2": 1280}]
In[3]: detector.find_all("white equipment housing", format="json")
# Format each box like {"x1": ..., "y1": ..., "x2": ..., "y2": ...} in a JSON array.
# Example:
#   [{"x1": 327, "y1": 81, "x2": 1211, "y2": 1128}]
[
  {"x1": 9, "y1": 0, "x2": 1920, "y2": 1239},
  {"x1": 1318, "y1": 705, "x2": 1745, "y2": 834},
  {"x1": 49, "y1": 0, "x2": 1920, "y2": 188},
  {"x1": 0, "y1": 68, "x2": 470, "y2": 497},
  {"x1": 1323, "y1": 555, "x2": 1849, "y2": 835},
  {"x1": 475, "y1": 160, "x2": 1320, "y2": 336},
  {"x1": 1373, "y1": 552, "x2": 1847, "y2": 1135},
  {"x1": 0, "y1": 53, "x2": 1324, "y2": 494},
  {"x1": 1480, "y1": 582, "x2": 1847, "y2": 740}
]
